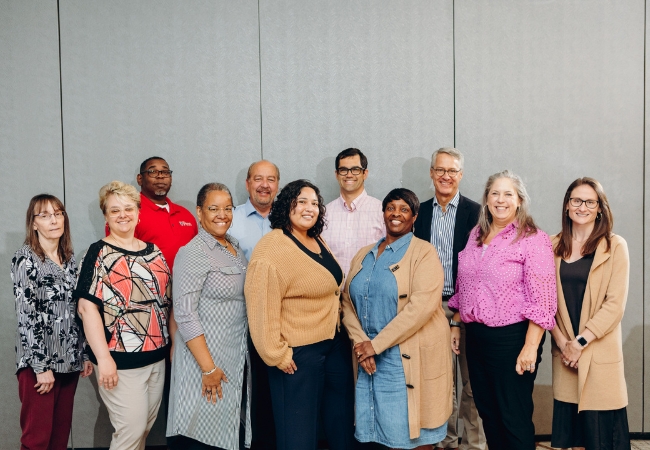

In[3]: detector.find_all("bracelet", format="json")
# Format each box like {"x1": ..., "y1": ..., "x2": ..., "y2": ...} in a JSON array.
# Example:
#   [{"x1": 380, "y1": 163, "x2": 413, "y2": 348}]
[
  {"x1": 202, "y1": 366, "x2": 217, "y2": 376},
  {"x1": 449, "y1": 319, "x2": 461, "y2": 328}
]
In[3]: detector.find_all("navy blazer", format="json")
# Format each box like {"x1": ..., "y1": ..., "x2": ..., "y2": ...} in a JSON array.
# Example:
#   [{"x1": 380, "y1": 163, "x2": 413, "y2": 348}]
[{"x1": 413, "y1": 193, "x2": 480, "y2": 291}]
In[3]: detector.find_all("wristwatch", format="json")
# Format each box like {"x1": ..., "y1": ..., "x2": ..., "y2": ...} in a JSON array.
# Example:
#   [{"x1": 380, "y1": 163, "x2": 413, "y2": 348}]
[
  {"x1": 449, "y1": 319, "x2": 461, "y2": 328},
  {"x1": 576, "y1": 335, "x2": 589, "y2": 348}
]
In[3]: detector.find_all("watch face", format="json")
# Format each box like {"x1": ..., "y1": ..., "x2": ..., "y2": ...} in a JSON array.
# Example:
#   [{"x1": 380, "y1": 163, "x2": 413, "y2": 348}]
[{"x1": 577, "y1": 336, "x2": 588, "y2": 347}]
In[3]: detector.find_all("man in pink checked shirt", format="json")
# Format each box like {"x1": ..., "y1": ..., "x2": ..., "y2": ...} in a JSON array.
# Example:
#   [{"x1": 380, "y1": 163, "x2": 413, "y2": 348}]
[{"x1": 321, "y1": 148, "x2": 385, "y2": 280}]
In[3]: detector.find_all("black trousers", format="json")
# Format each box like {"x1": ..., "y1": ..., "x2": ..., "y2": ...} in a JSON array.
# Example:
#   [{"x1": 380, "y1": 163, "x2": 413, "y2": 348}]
[
  {"x1": 465, "y1": 321, "x2": 544, "y2": 450},
  {"x1": 249, "y1": 335, "x2": 277, "y2": 449},
  {"x1": 267, "y1": 330, "x2": 356, "y2": 450}
]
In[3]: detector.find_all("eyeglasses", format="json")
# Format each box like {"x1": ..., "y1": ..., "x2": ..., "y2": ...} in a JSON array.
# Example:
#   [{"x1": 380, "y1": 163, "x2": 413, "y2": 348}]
[
  {"x1": 569, "y1": 198, "x2": 599, "y2": 209},
  {"x1": 107, "y1": 206, "x2": 138, "y2": 217},
  {"x1": 336, "y1": 166, "x2": 365, "y2": 176},
  {"x1": 206, "y1": 206, "x2": 234, "y2": 215},
  {"x1": 431, "y1": 168, "x2": 461, "y2": 178},
  {"x1": 141, "y1": 169, "x2": 173, "y2": 178},
  {"x1": 34, "y1": 211, "x2": 66, "y2": 221}
]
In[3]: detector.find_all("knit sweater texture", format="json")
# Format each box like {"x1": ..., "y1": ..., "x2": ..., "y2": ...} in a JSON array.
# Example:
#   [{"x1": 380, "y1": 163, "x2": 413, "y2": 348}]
[{"x1": 244, "y1": 229, "x2": 342, "y2": 370}]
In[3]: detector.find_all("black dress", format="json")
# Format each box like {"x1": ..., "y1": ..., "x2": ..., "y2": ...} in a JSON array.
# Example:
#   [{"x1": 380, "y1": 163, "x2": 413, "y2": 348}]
[{"x1": 551, "y1": 254, "x2": 631, "y2": 450}]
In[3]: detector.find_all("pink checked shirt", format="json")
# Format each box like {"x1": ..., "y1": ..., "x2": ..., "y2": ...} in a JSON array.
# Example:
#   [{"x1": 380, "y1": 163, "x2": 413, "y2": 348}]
[
  {"x1": 449, "y1": 222, "x2": 557, "y2": 330},
  {"x1": 322, "y1": 190, "x2": 385, "y2": 277}
]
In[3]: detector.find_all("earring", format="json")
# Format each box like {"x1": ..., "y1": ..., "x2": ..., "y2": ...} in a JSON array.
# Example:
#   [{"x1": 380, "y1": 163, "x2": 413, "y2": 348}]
[
  {"x1": 565, "y1": 210, "x2": 569, "y2": 217},
  {"x1": 596, "y1": 212, "x2": 602, "y2": 221}
]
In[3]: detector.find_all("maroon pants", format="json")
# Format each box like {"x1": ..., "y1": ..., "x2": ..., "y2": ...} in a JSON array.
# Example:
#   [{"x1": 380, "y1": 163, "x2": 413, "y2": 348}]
[{"x1": 17, "y1": 368, "x2": 80, "y2": 450}]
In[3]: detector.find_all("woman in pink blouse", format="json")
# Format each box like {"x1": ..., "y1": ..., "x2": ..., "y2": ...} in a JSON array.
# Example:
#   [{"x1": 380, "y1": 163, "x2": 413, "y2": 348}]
[{"x1": 448, "y1": 170, "x2": 557, "y2": 450}]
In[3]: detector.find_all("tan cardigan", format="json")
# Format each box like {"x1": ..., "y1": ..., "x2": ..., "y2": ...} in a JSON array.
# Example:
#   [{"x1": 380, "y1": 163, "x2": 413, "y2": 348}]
[
  {"x1": 551, "y1": 234, "x2": 629, "y2": 411},
  {"x1": 244, "y1": 229, "x2": 341, "y2": 370},
  {"x1": 341, "y1": 236, "x2": 452, "y2": 439}
]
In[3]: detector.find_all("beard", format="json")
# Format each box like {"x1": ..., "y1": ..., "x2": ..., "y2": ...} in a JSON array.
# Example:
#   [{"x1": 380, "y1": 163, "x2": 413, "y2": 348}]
[{"x1": 154, "y1": 189, "x2": 168, "y2": 197}]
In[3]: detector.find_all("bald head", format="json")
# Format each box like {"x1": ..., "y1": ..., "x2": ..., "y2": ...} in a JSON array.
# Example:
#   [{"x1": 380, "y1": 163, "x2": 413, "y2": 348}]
[{"x1": 245, "y1": 160, "x2": 280, "y2": 214}]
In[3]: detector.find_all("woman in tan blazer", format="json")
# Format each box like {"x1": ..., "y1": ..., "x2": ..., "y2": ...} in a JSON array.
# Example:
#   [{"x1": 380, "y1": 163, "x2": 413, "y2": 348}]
[
  {"x1": 550, "y1": 177, "x2": 630, "y2": 450},
  {"x1": 341, "y1": 188, "x2": 452, "y2": 450}
]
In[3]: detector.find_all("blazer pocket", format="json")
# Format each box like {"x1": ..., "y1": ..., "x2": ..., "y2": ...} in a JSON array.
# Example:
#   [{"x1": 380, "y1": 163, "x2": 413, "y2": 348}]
[
  {"x1": 421, "y1": 342, "x2": 445, "y2": 380},
  {"x1": 592, "y1": 346, "x2": 623, "y2": 364}
]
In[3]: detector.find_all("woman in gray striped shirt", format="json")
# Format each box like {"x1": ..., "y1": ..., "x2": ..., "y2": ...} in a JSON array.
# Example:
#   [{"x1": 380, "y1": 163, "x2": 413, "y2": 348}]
[
  {"x1": 167, "y1": 183, "x2": 251, "y2": 450},
  {"x1": 11, "y1": 194, "x2": 92, "y2": 450}
]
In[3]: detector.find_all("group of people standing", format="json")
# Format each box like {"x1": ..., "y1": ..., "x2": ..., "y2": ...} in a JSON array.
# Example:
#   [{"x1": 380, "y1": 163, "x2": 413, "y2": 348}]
[{"x1": 11, "y1": 148, "x2": 630, "y2": 450}]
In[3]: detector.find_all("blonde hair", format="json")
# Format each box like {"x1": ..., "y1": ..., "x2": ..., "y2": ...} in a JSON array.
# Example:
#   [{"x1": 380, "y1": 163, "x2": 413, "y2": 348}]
[
  {"x1": 476, "y1": 170, "x2": 538, "y2": 244},
  {"x1": 99, "y1": 181, "x2": 141, "y2": 214}
]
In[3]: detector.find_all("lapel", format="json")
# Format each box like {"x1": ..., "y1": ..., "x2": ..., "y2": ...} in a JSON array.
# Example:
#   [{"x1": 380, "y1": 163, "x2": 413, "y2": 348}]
[
  {"x1": 583, "y1": 238, "x2": 610, "y2": 325},
  {"x1": 453, "y1": 196, "x2": 470, "y2": 253},
  {"x1": 553, "y1": 251, "x2": 576, "y2": 339}
]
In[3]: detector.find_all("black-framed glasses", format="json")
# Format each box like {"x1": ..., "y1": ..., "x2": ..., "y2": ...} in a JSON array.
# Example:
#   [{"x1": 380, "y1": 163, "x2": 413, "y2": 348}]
[
  {"x1": 431, "y1": 167, "x2": 461, "y2": 178},
  {"x1": 336, "y1": 166, "x2": 365, "y2": 176},
  {"x1": 569, "y1": 198, "x2": 599, "y2": 209},
  {"x1": 206, "y1": 206, "x2": 235, "y2": 216},
  {"x1": 141, "y1": 169, "x2": 173, "y2": 178},
  {"x1": 34, "y1": 211, "x2": 66, "y2": 220}
]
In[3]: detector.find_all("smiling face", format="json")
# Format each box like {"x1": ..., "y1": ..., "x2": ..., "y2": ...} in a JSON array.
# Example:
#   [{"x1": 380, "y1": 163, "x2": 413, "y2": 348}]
[
  {"x1": 336, "y1": 155, "x2": 368, "y2": 198},
  {"x1": 289, "y1": 187, "x2": 319, "y2": 233},
  {"x1": 383, "y1": 198, "x2": 417, "y2": 240},
  {"x1": 430, "y1": 152, "x2": 463, "y2": 199},
  {"x1": 246, "y1": 161, "x2": 279, "y2": 212},
  {"x1": 33, "y1": 201, "x2": 65, "y2": 242},
  {"x1": 196, "y1": 190, "x2": 233, "y2": 240},
  {"x1": 104, "y1": 194, "x2": 140, "y2": 237},
  {"x1": 567, "y1": 184, "x2": 601, "y2": 227},
  {"x1": 486, "y1": 177, "x2": 521, "y2": 227},
  {"x1": 137, "y1": 158, "x2": 172, "y2": 204}
]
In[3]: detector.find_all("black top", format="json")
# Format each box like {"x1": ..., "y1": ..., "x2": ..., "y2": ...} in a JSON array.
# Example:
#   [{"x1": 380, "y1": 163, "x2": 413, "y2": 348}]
[
  {"x1": 283, "y1": 230, "x2": 343, "y2": 286},
  {"x1": 559, "y1": 253, "x2": 594, "y2": 336}
]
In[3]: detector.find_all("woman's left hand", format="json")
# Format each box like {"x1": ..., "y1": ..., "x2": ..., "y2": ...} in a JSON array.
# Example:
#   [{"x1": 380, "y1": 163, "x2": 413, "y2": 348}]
[
  {"x1": 354, "y1": 341, "x2": 376, "y2": 364},
  {"x1": 561, "y1": 340, "x2": 583, "y2": 369},
  {"x1": 515, "y1": 343, "x2": 539, "y2": 375},
  {"x1": 81, "y1": 361, "x2": 93, "y2": 378}
]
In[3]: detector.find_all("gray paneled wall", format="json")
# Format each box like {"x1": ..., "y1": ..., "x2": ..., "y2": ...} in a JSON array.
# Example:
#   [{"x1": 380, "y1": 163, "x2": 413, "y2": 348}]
[{"x1": 0, "y1": 0, "x2": 646, "y2": 447}]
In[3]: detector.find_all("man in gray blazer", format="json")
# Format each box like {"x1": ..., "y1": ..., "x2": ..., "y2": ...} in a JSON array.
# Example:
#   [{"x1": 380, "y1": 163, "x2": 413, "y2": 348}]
[{"x1": 413, "y1": 147, "x2": 486, "y2": 450}]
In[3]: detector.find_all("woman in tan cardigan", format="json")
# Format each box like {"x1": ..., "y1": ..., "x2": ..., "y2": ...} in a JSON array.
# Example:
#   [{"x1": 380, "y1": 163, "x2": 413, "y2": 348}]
[
  {"x1": 245, "y1": 179, "x2": 355, "y2": 450},
  {"x1": 341, "y1": 188, "x2": 452, "y2": 450},
  {"x1": 550, "y1": 177, "x2": 630, "y2": 450}
]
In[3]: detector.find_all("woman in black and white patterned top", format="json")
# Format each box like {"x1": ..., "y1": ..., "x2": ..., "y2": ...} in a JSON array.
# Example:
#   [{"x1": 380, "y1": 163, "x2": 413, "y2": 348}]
[
  {"x1": 167, "y1": 183, "x2": 251, "y2": 450},
  {"x1": 11, "y1": 194, "x2": 92, "y2": 450}
]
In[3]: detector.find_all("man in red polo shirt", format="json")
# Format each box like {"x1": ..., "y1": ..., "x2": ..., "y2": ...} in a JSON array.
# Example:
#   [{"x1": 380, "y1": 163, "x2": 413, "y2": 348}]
[{"x1": 135, "y1": 156, "x2": 198, "y2": 270}]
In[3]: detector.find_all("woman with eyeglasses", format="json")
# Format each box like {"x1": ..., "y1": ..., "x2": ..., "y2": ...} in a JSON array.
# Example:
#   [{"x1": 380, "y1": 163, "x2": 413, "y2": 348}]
[
  {"x1": 549, "y1": 178, "x2": 631, "y2": 450},
  {"x1": 167, "y1": 183, "x2": 251, "y2": 450},
  {"x1": 76, "y1": 181, "x2": 171, "y2": 450},
  {"x1": 11, "y1": 194, "x2": 93, "y2": 450}
]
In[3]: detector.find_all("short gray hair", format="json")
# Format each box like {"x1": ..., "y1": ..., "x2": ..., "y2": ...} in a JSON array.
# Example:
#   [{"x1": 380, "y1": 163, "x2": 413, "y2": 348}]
[{"x1": 430, "y1": 147, "x2": 464, "y2": 170}]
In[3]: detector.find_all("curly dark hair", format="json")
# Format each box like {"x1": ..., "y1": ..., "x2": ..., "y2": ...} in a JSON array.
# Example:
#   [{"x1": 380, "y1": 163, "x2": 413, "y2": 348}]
[{"x1": 270, "y1": 179, "x2": 327, "y2": 238}]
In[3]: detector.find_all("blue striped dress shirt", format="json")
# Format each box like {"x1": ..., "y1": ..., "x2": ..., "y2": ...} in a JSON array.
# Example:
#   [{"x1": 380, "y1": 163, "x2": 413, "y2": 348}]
[{"x1": 430, "y1": 191, "x2": 460, "y2": 296}]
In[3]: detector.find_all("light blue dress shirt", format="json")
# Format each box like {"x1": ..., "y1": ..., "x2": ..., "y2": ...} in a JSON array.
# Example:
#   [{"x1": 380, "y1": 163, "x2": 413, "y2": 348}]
[{"x1": 229, "y1": 198, "x2": 272, "y2": 261}]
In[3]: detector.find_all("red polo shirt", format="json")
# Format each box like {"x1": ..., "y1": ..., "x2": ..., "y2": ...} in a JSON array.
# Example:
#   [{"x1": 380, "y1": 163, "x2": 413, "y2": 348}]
[
  {"x1": 107, "y1": 194, "x2": 198, "y2": 271},
  {"x1": 136, "y1": 194, "x2": 198, "y2": 270}
]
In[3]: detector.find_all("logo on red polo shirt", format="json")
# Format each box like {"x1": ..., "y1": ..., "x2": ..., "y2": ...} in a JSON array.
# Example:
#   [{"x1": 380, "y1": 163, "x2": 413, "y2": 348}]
[{"x1": 178, "y1": 221, "x2": 193, "y2": 227}]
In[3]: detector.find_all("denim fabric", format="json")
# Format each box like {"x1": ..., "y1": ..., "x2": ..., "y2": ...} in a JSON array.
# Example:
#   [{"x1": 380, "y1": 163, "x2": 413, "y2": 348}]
[{"x1": 349, "y1": 233, "x2": 446, "y2": 448}]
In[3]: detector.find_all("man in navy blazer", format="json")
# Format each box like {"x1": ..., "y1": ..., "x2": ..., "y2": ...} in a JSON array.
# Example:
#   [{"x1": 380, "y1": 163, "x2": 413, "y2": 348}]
[{"x1": 413, "y1": 148, "x2": 485, "y2": 450}]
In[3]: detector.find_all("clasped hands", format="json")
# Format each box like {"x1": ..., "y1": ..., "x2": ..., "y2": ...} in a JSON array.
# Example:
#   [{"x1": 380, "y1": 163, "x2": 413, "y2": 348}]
[
  {"x1": 559, "y1": 339, "x2": 583, "y2": 369},
  {"x1": 354, "y1": 341, "x2": 376, "y2": 375}
]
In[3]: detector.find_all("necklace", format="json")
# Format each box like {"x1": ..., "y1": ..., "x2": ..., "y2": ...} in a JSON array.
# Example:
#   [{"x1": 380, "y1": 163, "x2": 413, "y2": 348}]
[
  {"x1": 572, "y1": 236, "x2": 588, "y2": 244},
  {"x1": 107, "y1": 234, "x2": 140, "y2": 250}
]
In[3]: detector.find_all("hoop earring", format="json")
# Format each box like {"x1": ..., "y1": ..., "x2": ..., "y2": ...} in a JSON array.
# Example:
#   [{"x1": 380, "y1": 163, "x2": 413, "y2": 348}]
[
  {"x1": 596, "y1": 212, "x2": 602, "y2": 221},
  {"x1": 565, "y1": 210, "x2": 569, "y2": 217}
]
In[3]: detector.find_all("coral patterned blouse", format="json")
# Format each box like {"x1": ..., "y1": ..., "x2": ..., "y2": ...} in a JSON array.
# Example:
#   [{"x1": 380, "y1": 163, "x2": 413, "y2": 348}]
[
  {"x1": 74, "y1": 240, "x2": 171, "y2": 369},
  {"x1": 449, "y1": 223, "x2": 557, "y2": 330}
]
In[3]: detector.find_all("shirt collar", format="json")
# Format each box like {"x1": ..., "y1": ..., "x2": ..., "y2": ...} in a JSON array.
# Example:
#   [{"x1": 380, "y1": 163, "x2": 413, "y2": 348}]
[
  {"x1": 140, "y1": 193, "x2": 176, "y2": 212},
  {"x1": 338, "y1": 189, "x2": 368, "y2": 212},
  {"x1": 433, "y1": 190, "x2": 460, "y2": 209},
  {"x1": 371, "y1": 232, "x2": 412, "y2": 255},
  {"x1": 242, "y1": 198, "x2": 267, "y2": 218},
  {"x1": 198, "y1": 226, "x2": 233, "y2": 250}
]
